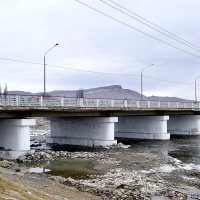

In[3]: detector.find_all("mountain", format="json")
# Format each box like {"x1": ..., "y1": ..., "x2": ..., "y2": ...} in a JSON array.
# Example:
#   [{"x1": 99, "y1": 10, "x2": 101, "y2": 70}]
[
  {"x1": 80, "y1": 85, "x2": 142, "y2": 100},
  {"x1": 147, "y1": 95, "x2": 189, "y2": 102},
  {"x1": 7, "y1": 85, "x2": 191, "y2": 102}
]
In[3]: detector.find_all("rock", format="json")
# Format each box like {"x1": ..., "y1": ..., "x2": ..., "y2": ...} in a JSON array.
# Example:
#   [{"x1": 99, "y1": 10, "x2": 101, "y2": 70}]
[
  {"x1": 117, "y1": 143, "x2": 123, "y2": 148},
  {"x1": 0, "y1": 160, "x2": 14, "y2": 168},
  {"x1": 168, "y1": 190, "x2": 176, "y2": 197},
  {"x1": 55, "y1": 153, "x2": 60, "y2": 157},
  {"x1": 15, "y1": 168, "x2": 21, "y2": 172},
  {"x1": 26, "y1": 190, "x2": 32, "y2": 195},
  {"x1": 18, "y1": 155, "x2": 26, "y2": 162}
]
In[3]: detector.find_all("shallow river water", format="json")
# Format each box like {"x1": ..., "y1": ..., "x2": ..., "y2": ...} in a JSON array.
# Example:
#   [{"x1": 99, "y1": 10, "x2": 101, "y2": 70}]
[
  {"x1": 121, "y1": 135, "x2": 200, "y2": 164},
  {"x1": 12, "y1": 135, "x2": 200, "y2": 179}
]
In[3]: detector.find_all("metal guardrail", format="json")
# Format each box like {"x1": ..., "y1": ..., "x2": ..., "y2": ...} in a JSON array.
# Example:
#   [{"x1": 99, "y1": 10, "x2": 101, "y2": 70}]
[{"x1": 0, "y1": 95, "x2": 199, "y2": 110}]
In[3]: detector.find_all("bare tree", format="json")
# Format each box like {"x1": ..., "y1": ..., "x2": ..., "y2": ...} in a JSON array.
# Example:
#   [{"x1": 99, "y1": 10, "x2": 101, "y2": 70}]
[
  {"x1": 4, "y1": 83, "x2": 8, "y2": 99},
  {"x1": 76, "y1": 88, "x2": 84, "y2": 99},
  {"x1": 0, "y1": 83, "x2": 2, "y2": 100}
]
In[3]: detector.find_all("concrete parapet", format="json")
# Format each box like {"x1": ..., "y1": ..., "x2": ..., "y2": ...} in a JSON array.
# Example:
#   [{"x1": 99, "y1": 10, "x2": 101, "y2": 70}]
[
  {"x1": 168, "y1": 115, "x2": 200, "y2": 135},
  {"x1": 47, "y1": 117, "x2": 118, "y2": 147},
  {"x1": 115, "y1": 116, "x2": 170, "y2": 140}
]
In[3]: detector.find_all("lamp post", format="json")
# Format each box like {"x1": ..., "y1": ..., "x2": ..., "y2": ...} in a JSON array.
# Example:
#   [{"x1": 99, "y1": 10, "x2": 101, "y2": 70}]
[
  {"x1": 141, "y1": 64, "x2": 154, "y2": 101},
  {"x1": 195, "y1": 75, "x2": 200, "y2": 102},
  {"x1": 44, "y1": 43, "x2": 59, "y2": 96}
]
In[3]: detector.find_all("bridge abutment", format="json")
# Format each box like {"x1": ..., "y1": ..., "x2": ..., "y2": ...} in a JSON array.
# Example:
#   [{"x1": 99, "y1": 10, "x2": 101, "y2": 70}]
[
  {"x1": 0, "y1": 119, "x2": 35, "y2": 150},
  {"x1": 168, "y1": 115, "x2": 200, "y2": 135},
  {"x1": 115, "y1": 116, "x2": 170, "y2": 140},
  {"x1": 47, "y1": 117, "x2": 118, "y2": 146}
]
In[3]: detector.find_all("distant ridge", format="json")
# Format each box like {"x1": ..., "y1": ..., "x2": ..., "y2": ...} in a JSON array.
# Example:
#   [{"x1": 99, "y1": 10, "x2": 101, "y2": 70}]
[{"x1": 7, "y1": 85, "x2": 191, "y2": 102}]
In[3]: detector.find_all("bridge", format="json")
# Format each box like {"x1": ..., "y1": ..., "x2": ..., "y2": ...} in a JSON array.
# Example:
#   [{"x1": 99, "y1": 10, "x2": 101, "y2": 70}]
[{"x1": 0, "y1": 94, "x2": 200, "y2": 153}]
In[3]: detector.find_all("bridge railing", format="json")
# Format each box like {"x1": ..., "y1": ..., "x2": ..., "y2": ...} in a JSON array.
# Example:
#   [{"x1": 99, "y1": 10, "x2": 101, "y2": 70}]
[{"x1": 0, "y1": 95, "x2": 199, "y2": 110}]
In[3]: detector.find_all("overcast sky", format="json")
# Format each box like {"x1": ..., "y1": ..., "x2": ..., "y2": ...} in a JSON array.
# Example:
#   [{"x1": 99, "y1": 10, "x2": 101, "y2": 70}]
[{"x1": 0, "y1": 0, "x2": 200, "y2": 100}]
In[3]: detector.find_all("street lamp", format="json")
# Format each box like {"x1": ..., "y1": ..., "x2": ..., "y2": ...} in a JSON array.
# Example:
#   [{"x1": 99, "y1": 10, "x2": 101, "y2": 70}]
[
  {"x1": 44, "y1": 43, "x2": 59, "y2": 96},
  {"x1": 141, "y1": 64, "x2": 154, "y2": 101},
  {"x1": 195, "y1": 75, "x2": 200, "y2": 102}
]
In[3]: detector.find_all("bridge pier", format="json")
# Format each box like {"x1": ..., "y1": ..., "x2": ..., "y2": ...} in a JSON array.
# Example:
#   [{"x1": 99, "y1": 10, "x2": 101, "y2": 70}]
[
  {"x1": 168, "y1": 115, "x2": 200, "y2": 135},
  {"x1": 115, "y1": 116, "x2": 170, "y2": 140},
  {"x1": 0, "y1": 119, "x2": 35, "y2": 151},
  {"x1": 47, "y1": 117, "x2": 118, "y2": 146}
]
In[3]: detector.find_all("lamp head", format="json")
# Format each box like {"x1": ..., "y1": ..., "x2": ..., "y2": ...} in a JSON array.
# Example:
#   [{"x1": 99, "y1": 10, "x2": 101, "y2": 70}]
[{"x1": 55, "y1": 43, "x2": 59, "y2": 46}]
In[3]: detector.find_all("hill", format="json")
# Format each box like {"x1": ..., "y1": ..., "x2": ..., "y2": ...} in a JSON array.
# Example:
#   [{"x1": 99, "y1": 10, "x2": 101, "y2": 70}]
[{"x1": 7, "y1": 85, "x2": 190, "y2": 102}]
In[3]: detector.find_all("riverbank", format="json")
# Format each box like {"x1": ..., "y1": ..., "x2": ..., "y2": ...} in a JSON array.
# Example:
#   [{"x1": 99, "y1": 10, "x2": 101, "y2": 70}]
[
  {"x1": 1, "y1": 147, "x2": 200, "y2": 199},
  {"x1": 0, "y1": 166, "x2": 102, "y2": 200}
]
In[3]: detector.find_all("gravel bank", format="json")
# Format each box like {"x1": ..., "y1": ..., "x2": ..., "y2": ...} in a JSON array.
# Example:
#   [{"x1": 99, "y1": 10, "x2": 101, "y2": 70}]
[{"x1": 1, "y1": 147, "x2": 200, "y2": 199}]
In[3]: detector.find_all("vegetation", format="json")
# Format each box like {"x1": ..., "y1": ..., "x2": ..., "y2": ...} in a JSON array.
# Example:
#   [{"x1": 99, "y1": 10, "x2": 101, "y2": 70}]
[
  {"x1": 0, "y1": 83, "x2": 8, "y2": 98},
  {"x1": 76, "y1": 88, "x2": 84, "y2": 99},
  {"x1": 4, "y1": 83, "x2": 8, "y2": 98}
]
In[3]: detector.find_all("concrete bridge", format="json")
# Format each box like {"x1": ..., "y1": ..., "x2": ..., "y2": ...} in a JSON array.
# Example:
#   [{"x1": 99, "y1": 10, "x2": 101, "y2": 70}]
[{"x1": 0, "y1": 95, "x2": 200, "y2": 152}]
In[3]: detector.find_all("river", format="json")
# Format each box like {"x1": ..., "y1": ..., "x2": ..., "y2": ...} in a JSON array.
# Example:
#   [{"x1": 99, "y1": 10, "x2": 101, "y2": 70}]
[
  {"x1": 121, "y1": 135, "x2": 200, "y2": 164},
  {"x1": 8, "y1": 134, "x2": 200, "y2": 199}
]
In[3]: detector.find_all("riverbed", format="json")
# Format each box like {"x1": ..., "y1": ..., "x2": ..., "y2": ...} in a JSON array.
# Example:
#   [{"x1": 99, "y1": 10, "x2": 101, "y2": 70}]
[
  {"x1": 1, "y1": 123, "x2": 200, "y2": 199},
  {"x1": 5, "y1": 135, "x2": 200, "y2": 199}
]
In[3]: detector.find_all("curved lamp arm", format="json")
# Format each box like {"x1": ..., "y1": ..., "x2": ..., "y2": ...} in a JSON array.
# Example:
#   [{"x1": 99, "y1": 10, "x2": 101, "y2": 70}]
[{"x1": 44, "y1": 43, "x2": 59, "y2": 96}]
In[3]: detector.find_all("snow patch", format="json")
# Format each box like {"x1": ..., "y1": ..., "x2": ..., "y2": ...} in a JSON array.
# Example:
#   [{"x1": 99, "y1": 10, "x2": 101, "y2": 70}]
[
  {"x1": 141, "y1": 163, "x2": 200, "y2": 174},
  {"x1": 180, "y1": 163, "x2": 200, "y2": 170}
]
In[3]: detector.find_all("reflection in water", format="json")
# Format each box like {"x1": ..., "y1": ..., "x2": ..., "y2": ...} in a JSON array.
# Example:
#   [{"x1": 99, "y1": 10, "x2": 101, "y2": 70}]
[
  {"x1": 9, "y1": 135, "x2": 200, "y2": 179},
  {"x1": 44, "y1": 159, "x2": 102, "y2": 179},
  {"x1": 10, "y1": 163, "x2": 51, "y2": 173},
  {"x1": 119, "y1": 135, "x2": 200, "y2": 164},
  {"x1": 168, "y1": 135, "x2": 200, "y2": 164},
  {"x1": 10, "y1": 159, "x2": 102, "y2": 179}
]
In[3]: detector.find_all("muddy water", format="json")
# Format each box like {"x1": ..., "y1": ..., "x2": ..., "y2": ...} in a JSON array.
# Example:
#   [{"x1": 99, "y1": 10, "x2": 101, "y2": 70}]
[
  {"x1": 11, "y1": 158, "x2": 102, "y2": 179},
  {"x1": 44, "y1": 158, "x2": 103, "y2": 179}
]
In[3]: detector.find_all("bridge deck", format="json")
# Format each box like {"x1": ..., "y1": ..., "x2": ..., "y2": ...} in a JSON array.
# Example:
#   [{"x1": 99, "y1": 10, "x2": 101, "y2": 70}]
[{"x1": 0, "y1": 95, "x2": 199, "y2": 117}]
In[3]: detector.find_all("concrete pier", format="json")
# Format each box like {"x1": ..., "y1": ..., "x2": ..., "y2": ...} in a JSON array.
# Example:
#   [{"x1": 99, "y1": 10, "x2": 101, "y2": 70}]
[
  {"x1": 47, "y1": 117, "x2": 118, "y2": 146},
  {"x1": 0, "y1": 119, "x2": 35, "y2": 150},
  {"x1": 115, "y1": 116, "x2": 170, "y2": 140},
  {"x1": 168, "y1": 115, "x2": 200, "y2": 135}
]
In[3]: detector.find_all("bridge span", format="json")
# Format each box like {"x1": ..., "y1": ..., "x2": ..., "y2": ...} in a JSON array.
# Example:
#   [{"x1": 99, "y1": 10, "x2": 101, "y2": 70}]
[{"x1": 0, "y1": 95, "x2": 200, "y2": 152}]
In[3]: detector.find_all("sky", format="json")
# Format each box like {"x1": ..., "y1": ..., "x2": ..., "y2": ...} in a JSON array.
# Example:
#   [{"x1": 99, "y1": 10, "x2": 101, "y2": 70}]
[{"x1": 0, "y1": 0, "x2": 200, "y2": 100}]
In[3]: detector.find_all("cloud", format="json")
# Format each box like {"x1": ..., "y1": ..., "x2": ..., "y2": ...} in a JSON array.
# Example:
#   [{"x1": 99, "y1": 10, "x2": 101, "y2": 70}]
[{"x1": 0, "y1": 0, "x2": 200, "y2": 100}]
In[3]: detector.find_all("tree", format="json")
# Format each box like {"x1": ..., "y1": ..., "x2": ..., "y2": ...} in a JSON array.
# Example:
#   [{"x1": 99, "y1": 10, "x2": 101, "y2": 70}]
[
  {"x1": 76, "y1": 88, "x2": 84, "y2": 99},
  {"x1": 4, "y1": 83, "x2": 8, "y2": 99},
  {"x1": 0, "y1": 83, "x2": 1, "y2": 96}
]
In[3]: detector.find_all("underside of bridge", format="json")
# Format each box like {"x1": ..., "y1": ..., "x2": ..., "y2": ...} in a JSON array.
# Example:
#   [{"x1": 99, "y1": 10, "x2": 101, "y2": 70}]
[
  {"x1": 0, "y1": 108, "x2": 199, "y2": 118},
  {"x1": 0, "y1": 113, "x2": 200, "y2": 151}
]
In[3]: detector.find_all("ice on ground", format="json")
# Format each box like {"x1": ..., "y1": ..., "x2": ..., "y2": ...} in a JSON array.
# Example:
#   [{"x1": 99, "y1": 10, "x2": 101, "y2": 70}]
[
  {"x1": 180, "y1": 163, "x2": 200, "y2": 170},
  {"x1": 182, "y1": 176, "x2": 196, "y2": 180},
  {"x1": 141, "y1": 165, "x2": 176, "y2": 174},
  {"x1": 141, "y1": 163, "x2": 200, "y2": 174}
]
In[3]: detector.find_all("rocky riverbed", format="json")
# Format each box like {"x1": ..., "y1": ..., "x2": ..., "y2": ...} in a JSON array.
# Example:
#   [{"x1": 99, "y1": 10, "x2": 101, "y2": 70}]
[{"x1": 1, "y1": 146, "x2": 200, "y2": 199}]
